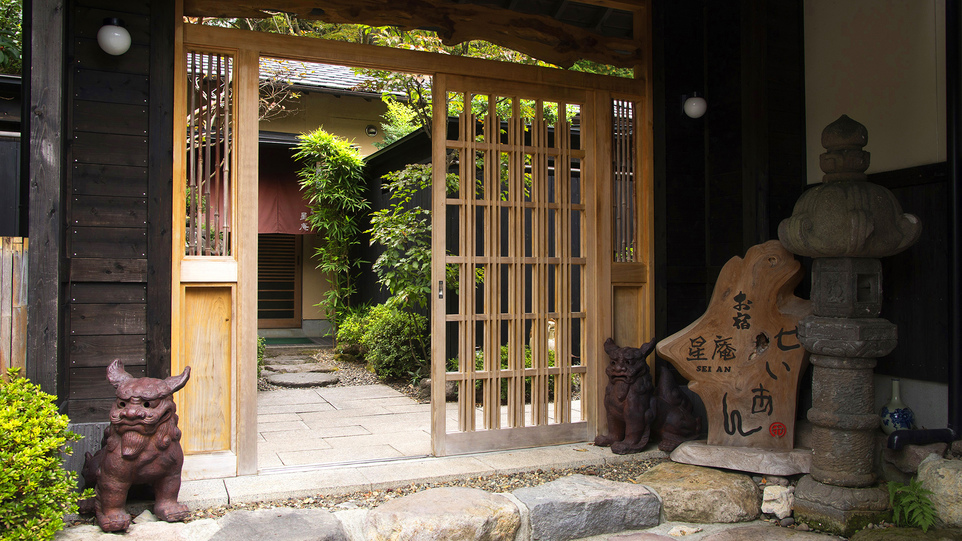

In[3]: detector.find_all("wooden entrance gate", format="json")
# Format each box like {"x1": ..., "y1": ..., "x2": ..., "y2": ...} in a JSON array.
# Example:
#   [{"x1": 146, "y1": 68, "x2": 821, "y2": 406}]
[
  {"x1": 174, "y1": 22, "x2": 652, "y2": 476},
  {"x1": 431, "y1": 76, "x2": 651, "y2": 455}
]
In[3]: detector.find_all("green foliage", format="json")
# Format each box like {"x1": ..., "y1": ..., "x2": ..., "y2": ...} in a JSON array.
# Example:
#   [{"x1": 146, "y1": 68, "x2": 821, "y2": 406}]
[
  {"x1": 889, "y1": 478, "x2": 938, "y2": 532},
  {"x1": 0, "y1": 369, "x2": 91, "y2": 540},
  {"x1": 0, "y1": 0, "x2": 20, "y2": 74},
  {"x1": 368, "y1": 165, "x2": 433, "y2": 311},
  {"x1": 335, "y1": 304, "x2": 371, "y2": 357},
  {"x1": 373, "y1": 96, "x2": 421, "y2": 150},
  {"x1": 361, "y1": 304, "x2": 428, "y2": 382},
  {"x1": 257, "y1": 336, "x2": 266, "y2": 377},
  {"x1": 368, "y1": 164, "x2": 466, "y2": 311},
  {"x1": 295, "y1": 128, "x2": 370, "y2": 332}
]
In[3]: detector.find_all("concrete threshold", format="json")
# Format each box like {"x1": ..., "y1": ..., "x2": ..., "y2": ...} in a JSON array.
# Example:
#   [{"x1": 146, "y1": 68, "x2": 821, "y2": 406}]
[{"x1": 179, "y1": 444, "x2": 669, "y2": 510}]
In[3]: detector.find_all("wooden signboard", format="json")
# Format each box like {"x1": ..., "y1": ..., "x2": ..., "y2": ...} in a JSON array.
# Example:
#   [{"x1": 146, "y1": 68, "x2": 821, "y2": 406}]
[{"x1": 657, "y1": 240, "x2": 811, "y2": 450}]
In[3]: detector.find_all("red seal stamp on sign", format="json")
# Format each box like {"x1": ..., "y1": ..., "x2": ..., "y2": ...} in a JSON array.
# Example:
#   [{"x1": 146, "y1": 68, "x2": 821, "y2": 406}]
[{"x1": 769, "y1": 422, "x2": 787, "y2": 438}]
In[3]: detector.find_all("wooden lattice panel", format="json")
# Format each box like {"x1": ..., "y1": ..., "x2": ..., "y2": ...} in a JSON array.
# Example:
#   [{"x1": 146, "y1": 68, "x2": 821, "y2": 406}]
[
  {"x1": 186, "y1": 51, "x2": 234, "y2": 257},
  {"x1": 436, "y1": 77, "x2": 589, "y2": 452}
]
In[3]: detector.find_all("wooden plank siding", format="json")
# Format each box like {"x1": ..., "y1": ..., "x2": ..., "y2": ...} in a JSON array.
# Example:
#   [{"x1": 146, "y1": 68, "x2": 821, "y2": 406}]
[
  {"x1": 63, "y1": 0, "x2": 172, "y2": 422},
  {"x1": 654, "y1": 0, "x2": 807, "y2": 341}
]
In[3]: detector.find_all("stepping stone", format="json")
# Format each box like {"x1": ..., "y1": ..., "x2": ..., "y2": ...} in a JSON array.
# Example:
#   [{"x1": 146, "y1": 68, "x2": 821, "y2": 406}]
[
  {"x1": 266, "y1": 372, "x2": 339, "y2": 388},
  {"x1": 512, "y1": 474, "x2": 660, "y2": 540},
  {"x1": 264, "y1": 355, "x2": 315, "y2": 365},
  {"x1": 365, "y1": 487, "x2": 520, "y2": 541},
  {"x1": 263, "y1": 362, "x2": 336, "y2": 374},
  {"x1": 634, "y1": 461, "x2": 760, "y2": 523}
]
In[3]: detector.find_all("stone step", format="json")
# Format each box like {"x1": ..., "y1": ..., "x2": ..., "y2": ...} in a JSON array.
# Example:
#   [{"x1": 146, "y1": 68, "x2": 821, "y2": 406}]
[
  {"x1": 263, "y1": 354, "x2": 320, "y2": 365},
  {"x1": 262, "y1": 362, "x2": 336, "y2": 374},
  {"x1": 634, "y1": 461, "x2": 760, "y2": 524},
  {"x1": 513, "y1": 474, "x2": 660, "y2": 540},
  {"x1": 265, "y1": 372, "x2": 339, "y2": 388}
]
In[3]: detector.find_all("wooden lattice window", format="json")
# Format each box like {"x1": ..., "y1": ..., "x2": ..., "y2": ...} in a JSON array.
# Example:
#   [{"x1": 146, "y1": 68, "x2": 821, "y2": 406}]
[
  {"x1": 185, "y1": 51, "x2": 234, "y2": 257},
  {"x1": 612, "y1": 99, "x2": 636, "y2": 263}
]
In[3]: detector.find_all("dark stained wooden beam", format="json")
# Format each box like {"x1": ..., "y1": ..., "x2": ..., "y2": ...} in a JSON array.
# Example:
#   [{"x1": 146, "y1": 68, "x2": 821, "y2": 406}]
[
  {"x1": 27, "y1": 0, "x2": 64, "y2": 395},
  {"x1": 183, "y1": 0, "x2": 643, "y2": 67},
  {"x1": 147, "y1": 0, "x2": 174, "y2": 378}
]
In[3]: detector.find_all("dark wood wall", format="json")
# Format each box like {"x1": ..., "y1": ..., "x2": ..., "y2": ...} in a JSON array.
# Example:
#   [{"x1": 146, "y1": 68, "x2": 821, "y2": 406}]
[
  {"x1": 653, "y1": 0, "x2": 807, "y2": 341},
  {"x1": 873, "y1": 163, "x2": 949, "y2": 383},
  {"x1": 63, "y1": 0, "x2": 173, "y2": 421}
]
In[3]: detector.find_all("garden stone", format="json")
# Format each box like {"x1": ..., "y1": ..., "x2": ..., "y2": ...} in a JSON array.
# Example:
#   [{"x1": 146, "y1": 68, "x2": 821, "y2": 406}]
[
  {"x1": 917, "y1": 454, "x2": 962, "y2": 528},
  {"x1": 761, "y1": 485, "x2": 794, "y2": 519},
  {"x1": 266, "y1": 372, "x2": 339, "y2": 388},
  {"x1": 634, "y1": 462, "x2": 760, "y2": 523},
  {"x1": 512, "y1": 474, "x2": 660, "y2": 540},
  {"x1": 209, "y1": 508, "x2": 347, "y2": 541},
  {"x1": 882, "y1": 443, "x2": 948, "y2": 474},
  {"x1": 364, "y1": 487, "x2": 520, "y2": 541},
  {"x1": 670, "y1": 440, "x2": 812, "y2": 476}
]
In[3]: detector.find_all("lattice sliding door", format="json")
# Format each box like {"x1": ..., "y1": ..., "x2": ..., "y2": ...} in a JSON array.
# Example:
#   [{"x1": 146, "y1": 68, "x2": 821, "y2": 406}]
[{"x1": 432, "y1": 75, "x2": 591, "y2": 455}]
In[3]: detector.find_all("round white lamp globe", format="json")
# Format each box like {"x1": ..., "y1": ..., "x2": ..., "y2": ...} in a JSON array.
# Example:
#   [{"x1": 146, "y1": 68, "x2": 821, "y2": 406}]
[
  {"x1": 683, "y1": 95, "x2": 707, "y2": 119},
  {"x1": 97, "y1": 19, "x2": 131, "y2": 56}
]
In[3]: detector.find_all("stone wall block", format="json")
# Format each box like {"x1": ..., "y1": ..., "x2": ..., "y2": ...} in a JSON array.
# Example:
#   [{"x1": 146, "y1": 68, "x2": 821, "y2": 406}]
[
  {"x1": 633, "y1": 462, "x2": 760, "y2": 524},
  {"x1": 511, "y1": 474, "x2": 660, "y2": 541},
  {"x1": 364, "y1": 487, "x2": 520, "y2": 541}
]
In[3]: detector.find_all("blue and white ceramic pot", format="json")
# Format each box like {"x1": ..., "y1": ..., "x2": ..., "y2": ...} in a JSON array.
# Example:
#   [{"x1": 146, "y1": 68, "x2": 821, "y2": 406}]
[{"x1": 880, "y1": 378, "x2": 915, "y2": 434}]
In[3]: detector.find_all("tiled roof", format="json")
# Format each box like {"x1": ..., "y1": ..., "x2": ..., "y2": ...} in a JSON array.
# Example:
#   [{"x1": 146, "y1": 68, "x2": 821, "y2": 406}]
[{"x1": 259, "y1": 58, "x2": 381, "y2": 96}]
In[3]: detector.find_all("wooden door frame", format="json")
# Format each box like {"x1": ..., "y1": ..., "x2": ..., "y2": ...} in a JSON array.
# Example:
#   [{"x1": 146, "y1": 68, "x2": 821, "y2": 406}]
[{"x1": 174, "y1": 19, "x2": 652, "y2": 476}]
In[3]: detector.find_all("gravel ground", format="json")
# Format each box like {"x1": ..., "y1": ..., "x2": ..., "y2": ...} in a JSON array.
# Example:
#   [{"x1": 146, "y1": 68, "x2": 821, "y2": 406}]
[{"x1": 184, "y1": 458, "x2": 665, "y2": 522}]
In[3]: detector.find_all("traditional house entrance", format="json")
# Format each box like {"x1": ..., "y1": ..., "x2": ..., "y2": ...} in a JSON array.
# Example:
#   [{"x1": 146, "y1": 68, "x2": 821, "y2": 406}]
[{"x1": 172, "y1": 21, "x2": 653, "y2": 479}]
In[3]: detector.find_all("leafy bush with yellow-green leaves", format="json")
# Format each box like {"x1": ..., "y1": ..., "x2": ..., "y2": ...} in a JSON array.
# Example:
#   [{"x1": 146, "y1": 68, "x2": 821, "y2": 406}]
[{"x1": 0, "y1": 369, "x2": 91, "y2": 540}]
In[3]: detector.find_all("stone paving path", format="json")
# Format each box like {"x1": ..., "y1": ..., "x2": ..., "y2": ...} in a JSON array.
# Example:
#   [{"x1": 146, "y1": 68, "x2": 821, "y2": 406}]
[{"x1": 257, "y1": 385, "x2": 435, "y2": 469}]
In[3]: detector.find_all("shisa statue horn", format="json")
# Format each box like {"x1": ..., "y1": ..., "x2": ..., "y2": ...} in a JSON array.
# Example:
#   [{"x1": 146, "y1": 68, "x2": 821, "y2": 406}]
[
  {"x1": 106, "y1": 359, "x2": 134, "y2": 388},
  {"x1": 165, "y1": 367, "x2": 191, "y2": 394}
]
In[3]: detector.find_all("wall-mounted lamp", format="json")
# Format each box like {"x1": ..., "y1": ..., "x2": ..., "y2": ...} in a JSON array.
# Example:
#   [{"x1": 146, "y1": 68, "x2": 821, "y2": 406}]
[
  {"x1": 97, "y1": 18, "x2": 131, "y2": 56},
  {"x1": 683, "y1": 92, "x2": 707, "y2": 119}
]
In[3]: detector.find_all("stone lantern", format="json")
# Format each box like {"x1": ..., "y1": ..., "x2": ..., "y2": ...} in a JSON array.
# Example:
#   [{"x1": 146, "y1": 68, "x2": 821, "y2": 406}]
[{"x1": 778, "y1": 115, "x2": 921, "y2": 536}]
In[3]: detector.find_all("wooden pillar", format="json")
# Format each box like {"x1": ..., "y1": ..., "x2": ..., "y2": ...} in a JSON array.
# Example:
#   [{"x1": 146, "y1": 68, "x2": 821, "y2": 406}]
[{"x1": 26, "y1": 0, "x2": 64, "y2": 395}]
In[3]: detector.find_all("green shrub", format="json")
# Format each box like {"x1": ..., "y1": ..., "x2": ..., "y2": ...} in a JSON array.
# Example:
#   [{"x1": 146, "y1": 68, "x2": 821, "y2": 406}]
[
  {"x1": 257, "y1": 336, "x2": 267, "y2": 377},
  {"x1": 0, "y1": 369, "x2": 91, "y2": 541},
  {"x1": 335, "y1": 305, "x2": 371, "y2": 357},
  {"x1": 361, "y1": 304, "x2": 427, "y2": 382},
  {"x1": 889, "y1": 478, "x2": 938, "y2": 532},
  {"x1": 294, "y1": 128, "x2": 369, "y2": 332}
]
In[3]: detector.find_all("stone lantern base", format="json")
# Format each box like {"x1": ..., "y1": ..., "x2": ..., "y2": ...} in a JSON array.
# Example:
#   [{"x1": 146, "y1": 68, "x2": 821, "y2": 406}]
[{"x1": 793, "y1": 475, "x2": 890, "y2": 537}]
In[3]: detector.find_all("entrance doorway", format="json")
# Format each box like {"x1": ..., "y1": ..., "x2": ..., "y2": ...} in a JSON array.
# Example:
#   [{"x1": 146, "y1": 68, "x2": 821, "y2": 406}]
[{"x1": 173, "y1": 23, "x2": 653, "y2": 478}]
